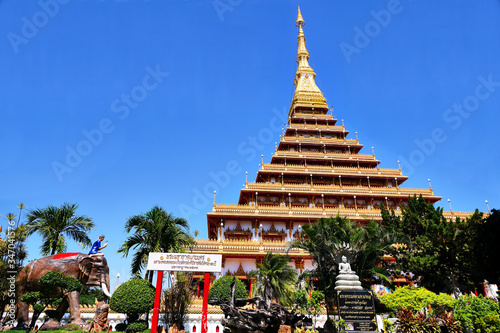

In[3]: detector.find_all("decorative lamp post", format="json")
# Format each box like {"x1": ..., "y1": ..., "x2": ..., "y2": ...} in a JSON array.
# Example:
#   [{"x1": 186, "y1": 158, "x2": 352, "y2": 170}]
[
  {"x1": 486, "y1": 200, "x2": 491, "y2": 214},
  {"x1": 115, "y1": 273, "x2": 120, "y2": 291}
]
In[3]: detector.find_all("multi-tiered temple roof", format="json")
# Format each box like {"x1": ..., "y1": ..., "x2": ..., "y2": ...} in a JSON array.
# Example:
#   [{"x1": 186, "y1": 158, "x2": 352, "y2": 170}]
[{"x1": 191, "y1": 8, "x2": 471, "y2": 279}]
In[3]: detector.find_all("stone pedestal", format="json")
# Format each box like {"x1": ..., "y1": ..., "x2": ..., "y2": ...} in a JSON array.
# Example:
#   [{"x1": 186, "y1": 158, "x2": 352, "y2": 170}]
[{"x1": 335, "y1": 273, "x2": 363, "y2": 290}]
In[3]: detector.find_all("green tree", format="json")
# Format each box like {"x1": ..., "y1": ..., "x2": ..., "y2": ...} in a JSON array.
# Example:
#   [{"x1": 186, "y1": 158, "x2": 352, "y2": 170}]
[
  {"x1": 25, "y1": 203, "x2": 94, "y2": 255},
  {"x1": 286, "y1": 216, "x2": 345, "y2": 319},
  {"x1": 380, "y1": 286, "x2": 455, "y2": 314},
  {"x1": 286, "y1": 216, "x2": 392, "y2": 318},
  {"x1": 249, "y1": 252, "x2": 297, "y2": 307},
  {"x1": 350, "y1": 219, "x2": 395, "y2": 286},
  {"x1": 79, "y1": 286, "x2": 106, "y2": 305},
  {"x1": 20, "y1": 271, "x2": 81, "y2": 333},
  {"x1": 382, "y1": 195, "x2": 484, "y2": 293},
  {"x1": 118, "y1": 206, "x2": 195, "y2": 281},
  {"x1": 109, "y1": 278, "x2": 155, "y2": 324},
  {"x1": 474, "y1": 209, "x2": 500, "y2": 285},
  {"x1": 208, "y1": 275, "x2": 247, "y2": 301},
  {"x1": 454, "y1": 295, "x2": 500, "y2": 332}
]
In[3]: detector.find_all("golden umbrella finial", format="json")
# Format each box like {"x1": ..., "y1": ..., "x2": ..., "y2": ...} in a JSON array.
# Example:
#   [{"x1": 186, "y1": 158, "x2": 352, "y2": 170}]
[{"x1": 296, "y1": 6, "x2": 304, "y2": 27}]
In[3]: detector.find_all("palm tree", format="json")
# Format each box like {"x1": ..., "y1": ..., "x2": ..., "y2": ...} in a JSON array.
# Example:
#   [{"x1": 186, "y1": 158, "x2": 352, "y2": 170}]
[
  {"x1": 118, "y1": 206, "x2": 195, "y2": 281},
  {"x1": 286, "y1": 215, "x2": 394, "y2": 320},
  {"x1": 25, "y1": 203, "x2": 94, "y2": 256},
  {"x1": 286, "y1": 216, "x2": 347, "y2": 319},
  {"x1": 249, "y1": 252, "x2": 297, "y2": 307}
]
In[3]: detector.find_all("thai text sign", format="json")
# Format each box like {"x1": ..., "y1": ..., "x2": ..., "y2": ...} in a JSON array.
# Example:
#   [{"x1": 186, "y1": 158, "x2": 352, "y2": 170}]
[
  {"x1": 147, "y1": 253, "x2": 222, "y2": 272},
  {"x1": 336, "y1": 290, "x2": 378, "y2": 332}
]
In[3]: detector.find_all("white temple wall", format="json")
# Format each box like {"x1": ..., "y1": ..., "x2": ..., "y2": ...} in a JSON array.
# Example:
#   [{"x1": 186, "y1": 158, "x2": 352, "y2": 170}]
[{"x1": 223, "y1": 258, "x2": 256, "y2": 275}]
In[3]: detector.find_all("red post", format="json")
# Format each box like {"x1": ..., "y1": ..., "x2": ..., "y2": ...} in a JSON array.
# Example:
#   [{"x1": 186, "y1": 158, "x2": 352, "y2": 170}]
[
  {"x1": 151, "y1": 271, "x2": 163, "y2": 333},
  {"x1": 201, "y1": 272, "x2": 210, "y2": 333}
]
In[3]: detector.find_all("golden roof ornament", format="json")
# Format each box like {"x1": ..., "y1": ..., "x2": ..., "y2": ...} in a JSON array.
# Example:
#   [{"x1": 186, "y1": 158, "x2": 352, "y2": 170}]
[
  {"x1": 296, "y1": 6, "x2": 304, "y2": 27},
  {"x1": 289, "y1": 7, "x2": 329, "y2": 116}
]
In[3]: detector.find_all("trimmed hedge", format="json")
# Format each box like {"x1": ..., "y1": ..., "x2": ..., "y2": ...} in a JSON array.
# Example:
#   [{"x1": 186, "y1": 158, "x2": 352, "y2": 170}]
[
  {"x1": 125, "y1": 321, "x2": 148, "y2": 333},
  {"x1": 109, "y1": 278, "x2": 155, "y2": 320},
  {"x1": 380, "y1": 286, "x2": 455, "y2": 314}
]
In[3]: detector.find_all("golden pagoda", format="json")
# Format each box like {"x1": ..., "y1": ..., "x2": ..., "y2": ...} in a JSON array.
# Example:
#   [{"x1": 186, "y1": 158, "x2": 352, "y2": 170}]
[{"x1": 191, "y1": 7, "x2": 473, "y2": 291}]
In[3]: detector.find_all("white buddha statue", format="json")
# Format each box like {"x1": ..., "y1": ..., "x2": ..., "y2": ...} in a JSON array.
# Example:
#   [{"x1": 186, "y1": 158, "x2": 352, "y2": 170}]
[{"x1": 335, "y1": 254, "x2": 363, "y2": 290}]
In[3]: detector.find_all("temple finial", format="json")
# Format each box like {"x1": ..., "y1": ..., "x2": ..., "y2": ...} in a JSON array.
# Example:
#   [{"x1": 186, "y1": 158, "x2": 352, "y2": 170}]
[
  {"x1": 296, "y1": 6, "x2": 304, "y2": 27},
  {"x1": 289, "y1": 7, "x2": 328, "y2": 117}
]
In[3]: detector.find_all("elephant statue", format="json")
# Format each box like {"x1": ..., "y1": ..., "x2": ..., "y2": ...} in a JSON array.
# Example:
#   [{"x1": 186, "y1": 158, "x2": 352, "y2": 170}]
[{"x1": 15, "y1": 252, "x2": 111, "y2": 327}]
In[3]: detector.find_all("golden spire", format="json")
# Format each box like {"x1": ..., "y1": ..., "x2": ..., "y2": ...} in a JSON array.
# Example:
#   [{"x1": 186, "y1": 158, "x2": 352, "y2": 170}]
[
  {"x1": 289, "y1": 7, "x2": 328, "y2": 116},
  {"x1": 296, "y1": 6, "x2": 304, "y2": 27}
]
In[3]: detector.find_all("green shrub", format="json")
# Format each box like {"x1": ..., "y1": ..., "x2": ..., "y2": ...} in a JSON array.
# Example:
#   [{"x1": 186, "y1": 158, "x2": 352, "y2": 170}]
[
  {"x1": 125, "y1": 321, "x2": 148, "y2": 333},
  {"x1": 115, "y1": 323, "x2": 128, "y2": 332},
  {"x1": 380, "y1": 286, "x2": 455, "y2": 314},
  {"x1": 454, "y1": 295, "x2": 500, "y2": 332},
  {"x1": 208, "y1": 275, "x2": 247, "y2": 301},
  {"x1": 61, "y1": 323, "x2": 84, "y2": 331},
  {"x1": 109, "y1": 278, "x2": 155, "y2": 323}
]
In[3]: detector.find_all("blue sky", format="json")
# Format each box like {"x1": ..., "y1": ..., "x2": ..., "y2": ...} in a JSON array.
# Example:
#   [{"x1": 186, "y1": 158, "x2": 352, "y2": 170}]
[{"x1": 1, "y1": 0, "x2": 499, "y2": 289}]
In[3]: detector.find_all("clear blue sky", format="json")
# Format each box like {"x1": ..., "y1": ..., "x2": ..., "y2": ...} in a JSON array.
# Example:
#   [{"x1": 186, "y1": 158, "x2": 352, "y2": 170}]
[{"x1": 1, "y1": 0, "x2": 499, "y2": 289}]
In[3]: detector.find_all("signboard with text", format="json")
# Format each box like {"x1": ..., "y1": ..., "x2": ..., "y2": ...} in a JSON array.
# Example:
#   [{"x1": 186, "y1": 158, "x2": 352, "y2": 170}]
[
  {"x1": 147, "y1": 253, "x2": 222, "y2": 273},
  {"x1": 336, "y1": 290, "x2": 378, "y2": 332}
]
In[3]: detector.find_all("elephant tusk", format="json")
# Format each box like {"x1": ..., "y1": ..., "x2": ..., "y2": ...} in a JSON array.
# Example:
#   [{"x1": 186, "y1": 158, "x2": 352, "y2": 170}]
[{"x1": 101, "y1": 282, "x2": 111, "y2": 298}]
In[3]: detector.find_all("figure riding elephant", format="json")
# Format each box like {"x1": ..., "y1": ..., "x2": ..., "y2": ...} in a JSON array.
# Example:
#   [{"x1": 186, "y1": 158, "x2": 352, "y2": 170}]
[{"x1": 15, "y1": 253, "x2": 111, "y2": 327}]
